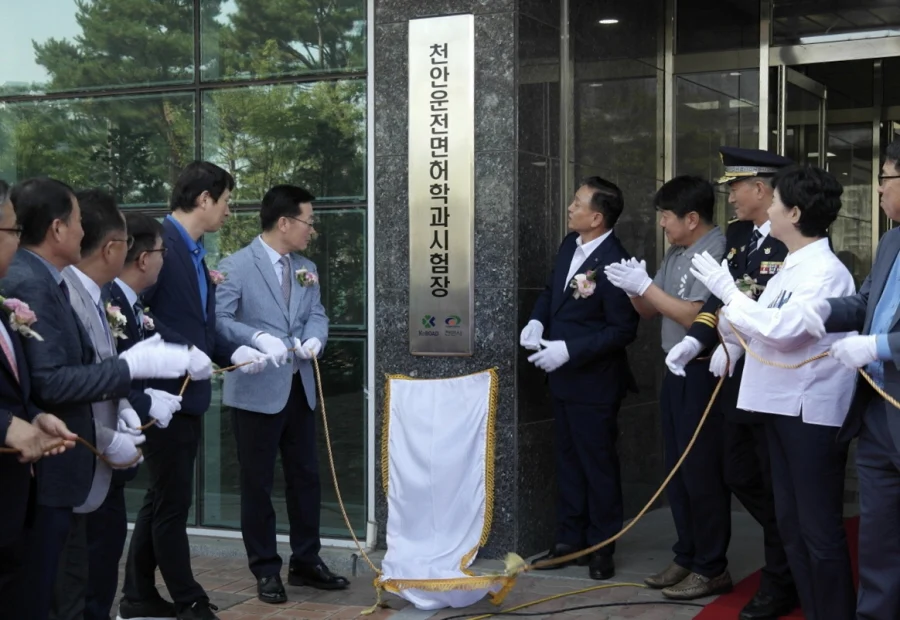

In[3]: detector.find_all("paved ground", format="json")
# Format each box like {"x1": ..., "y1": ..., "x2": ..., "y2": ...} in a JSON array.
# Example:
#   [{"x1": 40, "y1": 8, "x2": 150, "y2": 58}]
[{"x1": 110, "y1": 508, "x2": 780, "y2": 619}]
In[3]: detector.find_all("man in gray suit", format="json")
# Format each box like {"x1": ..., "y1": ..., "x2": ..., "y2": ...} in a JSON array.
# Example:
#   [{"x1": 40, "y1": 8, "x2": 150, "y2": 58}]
[
  {"x1": 216, "y1": 184, "x2": 345, "y2": 605},
  {"x1": 801, "y1": 137, "x2": 900, "y2": 619},
  {"x1": 52, "y1": 189, "x2": 188, "y2": 620},
  {"x1": 4, "y1": 178, "x2": 190, "y2": 620}
]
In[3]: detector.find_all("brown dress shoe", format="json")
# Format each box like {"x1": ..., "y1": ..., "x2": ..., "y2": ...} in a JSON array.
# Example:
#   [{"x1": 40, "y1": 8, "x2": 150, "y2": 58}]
[
  {"x1": 644, "y1": 562, "x2": 691, "y2": 589},
  {"x1": 662, "y1": 571, "x2": 733, "y2": 600}
]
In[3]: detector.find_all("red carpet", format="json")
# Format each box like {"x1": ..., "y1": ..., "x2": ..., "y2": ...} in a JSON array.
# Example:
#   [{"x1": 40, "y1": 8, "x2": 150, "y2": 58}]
[{"x1": 694, "y1": 517, "x2": 859, "y2": 619}]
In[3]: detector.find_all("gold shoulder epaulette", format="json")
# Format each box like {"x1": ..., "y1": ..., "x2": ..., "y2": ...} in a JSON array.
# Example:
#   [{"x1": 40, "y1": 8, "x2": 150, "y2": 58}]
[{"x1": 693, "y1": 312, "x2": 717, "y2": 329}]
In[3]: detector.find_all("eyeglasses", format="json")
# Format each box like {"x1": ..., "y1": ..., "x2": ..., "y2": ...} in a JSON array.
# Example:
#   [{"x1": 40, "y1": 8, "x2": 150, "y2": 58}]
[
  {"x1": 144, "y1": 247, "x2": 168, "y2": 257},
  {"x1": 0, "y1": 226, "x2": 23, "y2": 239},
  {"x1": 878, "y1": 174, "x2": 900, "y2": 185},
  {"x1": 110, "y1": 235, "x2": 134, "y2": 250},
  {"x1": 286, "y1": 215, "x2": 316, "y2": 228}
]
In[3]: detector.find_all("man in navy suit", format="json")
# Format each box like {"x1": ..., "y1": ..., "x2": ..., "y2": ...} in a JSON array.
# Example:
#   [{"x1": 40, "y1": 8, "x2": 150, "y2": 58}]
[
  {"x1": 3, "y1": 178, "x2": 188, "y2": 620},
  {"x1": 799, "y1": 138, "x2": 900, "y2": 619},
  {"x1": 119, "y1": 162, "x2": 270, "y2": 620},
  {"x1": 74, "y1": 210, "x2": 183, "y2": 620},
  {"x1": 520, "y1": 177, "x2": 639, "y2": 580},
  {"x1": 0, "y1": 178, "x2": 77, "y2": 619}
]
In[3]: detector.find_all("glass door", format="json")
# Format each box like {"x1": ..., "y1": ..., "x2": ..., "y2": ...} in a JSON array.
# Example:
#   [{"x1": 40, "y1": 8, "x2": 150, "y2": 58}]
[{"x1": 770, "y1": 66, "x2": 828, "y2": 167}]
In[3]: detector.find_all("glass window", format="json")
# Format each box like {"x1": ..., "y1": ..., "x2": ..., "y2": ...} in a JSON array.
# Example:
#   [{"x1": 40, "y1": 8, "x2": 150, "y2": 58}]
[
  {"x1": 773, "y1": 1, "x2": 900, "y2": 46},
  {"x1": 201, "y1": 80, "x2": 366, "y2": 203},
  {"x1": 675, "y1": 71, "x2": 760, "y2": 226},
  {"x1": 200, "y1": 0, "x2": 367, "y2": 82},
  {"x1": 207, "y1": 208, "x2": 366, "y2": 330},
  {"x1": 676, "y1": 0, "x2": 760, "y2": 54},
  {"x1": 1, "y1": 0, "x2": 194, "y2": 96},
  {"x1": 0, "y1": 92, "x2": 195, "y2": 206},
  {"x1": 200, "y1": 337, "x2": 367, "y2": 537}
]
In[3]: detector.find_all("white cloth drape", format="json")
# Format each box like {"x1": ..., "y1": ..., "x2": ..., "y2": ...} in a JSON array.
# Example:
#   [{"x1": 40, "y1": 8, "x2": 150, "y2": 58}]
[{"x1": 378, "y1": 370, "x2": 499, "y2": 610}]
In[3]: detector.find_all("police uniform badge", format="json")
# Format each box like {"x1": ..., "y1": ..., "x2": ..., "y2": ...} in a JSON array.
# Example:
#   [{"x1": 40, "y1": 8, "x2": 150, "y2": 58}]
[
  {"x1": 726, "y1": 247, "x2": 737, "y2": 261},
  {"x1": 764, "y1": 247, "x2": 771, "y2": 255}
]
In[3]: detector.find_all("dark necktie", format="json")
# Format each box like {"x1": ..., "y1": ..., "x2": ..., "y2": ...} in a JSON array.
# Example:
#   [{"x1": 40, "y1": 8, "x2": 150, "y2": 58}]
[
  {"x1": 747, "y1": 229, "x2": 762, "y2": 259},
  {"x1": 59, "y1": 279, "x2": 70, "y2": 302},
  {"x1": 133, "y1": 302, "x2": 144, "y2": 340}
]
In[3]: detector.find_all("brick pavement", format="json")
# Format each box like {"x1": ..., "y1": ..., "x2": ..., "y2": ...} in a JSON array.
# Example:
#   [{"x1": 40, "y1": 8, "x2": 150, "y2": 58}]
[{"x1": 113, "y1": 555, "x2": 705, "y2": 620}]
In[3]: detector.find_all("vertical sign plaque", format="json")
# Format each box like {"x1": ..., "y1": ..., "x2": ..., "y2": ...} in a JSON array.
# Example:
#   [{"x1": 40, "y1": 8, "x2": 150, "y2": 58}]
[{"x1": 408, "y1": 14, "x2": 475, "y2": 356}]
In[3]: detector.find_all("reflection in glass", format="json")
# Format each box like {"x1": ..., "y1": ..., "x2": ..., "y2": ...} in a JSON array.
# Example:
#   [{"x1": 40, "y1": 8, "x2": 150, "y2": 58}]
[
  {"x1": 676, "y1": 0, "x2": 760, "y2": 54},
  {"x1": 828, "y1": 124, "x2": 873, "y2": 287},
  {"x1": 200, "y1": 338, "x2": 367, "y2": 538},
  {"x1": 208, "y1": 208, "x2": 365, "y2": 329},
  {"x1": 201, "y1": 80, "x2": 366, "y2": 203},
  {"x1": 0, "y1": 92, "x2": 195, "y2": 206},
  {"x1": 675, "y1": 71, "x2": 759, "y2": 226},
  {"x1": 1, "y1": 0, "x2": 194, "y2": 96},
  {"x1": 201, "y1": 0, "x2": 366, "y2": 81},
  {"x1": 575, "y1": 75, "x2": 659, "y2": 178}
]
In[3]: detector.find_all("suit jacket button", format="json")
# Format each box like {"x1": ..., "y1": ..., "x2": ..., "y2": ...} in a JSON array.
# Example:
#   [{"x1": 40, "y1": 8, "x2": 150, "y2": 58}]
[{"x1": 102, "y1": 393, "x2": 109, "y2": 400}]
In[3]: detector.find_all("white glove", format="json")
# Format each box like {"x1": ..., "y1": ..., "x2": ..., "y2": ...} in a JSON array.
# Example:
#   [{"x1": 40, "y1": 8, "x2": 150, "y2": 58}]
[
  {"x1": 830, "y1": 335, "x2": 878, "y2": 370},
  {"x1": 117, "y1": 407, "x2": 142, "y2": 435},
  {"x1": 690, "y1": 252, "x2": 740, "y2": 305},
  {"x1": 800, "y1": 299, "x2": 832, "y2": 339},
  {"x1": 103, "y1": 431, "x2": 146, "y2": 469},
  {"x1": 119, "y1": 334, "x2": 191, "y2": 380},
  {"x1": 709, "y1": 343, "x2": 744, "y2": 377},
  {"x1": 604, "y1": 259, "x2": 652, "y2": 298},
  {"x1": 665, "y1": 336, "x2": 703, "y2": 377},
  {"x1": 144, "y1": 388, "x2": 182, "y2": 429},
  {"x1": 231, "y1": 345, "x2": 269, "y2": 374},
  {"x1": 253, "y1": 332, "x2": 290, "y2": 366},
  {"x1": 527, "y1": 339, "x2": 570, "y2": 373},
  {"x1": 293, "y1": 337, "x2": 323, "y2": 360},
  {"x1": 519, "y1": 320, "x2": 544, "y2": 351},
  {"x1": 187, "y1": 346, "x2": 213, "y2": 381}
]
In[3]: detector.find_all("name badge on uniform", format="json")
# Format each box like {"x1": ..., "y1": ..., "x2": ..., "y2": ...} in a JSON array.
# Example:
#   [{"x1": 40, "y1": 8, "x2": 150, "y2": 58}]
[{"x1": 759, "y1": 261, "x2": 782, "y2": 276}]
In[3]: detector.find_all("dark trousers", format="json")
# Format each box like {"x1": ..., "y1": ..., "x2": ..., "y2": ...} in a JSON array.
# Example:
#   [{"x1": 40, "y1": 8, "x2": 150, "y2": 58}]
[
  {"x1": 856, "y1": 401, "x2": 900, "y2": 620},
  {"x1": 233, "y1": 375, "x2": 321, "y2": 578},
  {"x1": 723, "y1": 418, "x2": 794, "y2": 597},
  {"x1": 660, "y1": 363, "x2": 731, "y2": 578},
  {"x1": 85, "y1": 483, "x2": 127, "y2": 620},
  {"x1": 51, "y1": 513, "x2": 88, "y2": 620},
  {"x1": 24, "y1": 504, "x2": 75, "y2": 620},
  {"x1": 766, "y1": 413, "x2": 855, "y2": 620},
  {"x1": 122, "y1": 414, "x2": 205, "y2": 608},
  {"x1": 552, "y1": 398, "x2": 623, "y2": 554},
  {"x1": 0, "y1": 535, "x2": 32, "y2": 619}
]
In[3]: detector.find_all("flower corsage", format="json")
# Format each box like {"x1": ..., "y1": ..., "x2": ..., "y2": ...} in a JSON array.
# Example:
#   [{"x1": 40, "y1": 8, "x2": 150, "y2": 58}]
[
  {"x1": 569, "y1": 270, "x2": 597, "y2": 299},
  {"x1": 105, "y1": 302, "x2": 128, "y2": 340},
  {"x1": 295, "y1": 268, "x2": 319, "y2": 287},
  {"x1": 209, "y1": 270, "x2": 226, "y2": 285},
  {"x1": 735, "y1": 275, "x2": 765, "y2": 299},
  {"x1": 0, "y1": 297, "x2": 43, "y2": 341}
]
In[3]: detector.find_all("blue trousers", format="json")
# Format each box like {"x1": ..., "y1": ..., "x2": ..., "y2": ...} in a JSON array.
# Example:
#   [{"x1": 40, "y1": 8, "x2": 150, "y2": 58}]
[{"x1": 660, "y1": 363, "x2": 731, "y2": 578}]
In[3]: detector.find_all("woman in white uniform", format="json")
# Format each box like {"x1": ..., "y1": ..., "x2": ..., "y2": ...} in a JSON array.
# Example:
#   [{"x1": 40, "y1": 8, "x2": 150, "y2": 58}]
[{"x1": 690, "y1": 164, "x2": 857, "y2": 620}]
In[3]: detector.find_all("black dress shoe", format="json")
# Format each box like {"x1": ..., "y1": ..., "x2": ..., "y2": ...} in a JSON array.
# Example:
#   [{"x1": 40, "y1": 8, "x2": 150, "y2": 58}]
[
  {"x1": 739, "y1": 589, "x2": 799, "y2": 620},
  {"x1": 531, "y1": 544, "x2": 590, "y2": 570},
  {"x1": 257, "y1": 574, "x2": 287, "y2": 604},
  {"x1": 288, "y1": 562, "x2": 350, "y2": 590},
  {"x1": 589, "y1": 554, "x2": 615, "y2": 580}
]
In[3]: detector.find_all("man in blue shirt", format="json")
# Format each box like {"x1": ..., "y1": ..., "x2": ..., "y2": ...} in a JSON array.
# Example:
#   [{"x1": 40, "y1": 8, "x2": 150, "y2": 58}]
[
  {"x1": 118, "y1": 162, "x2": 272, "y2": 620},
  {"x1": 800, "y1": 138, "x2": 900, "y2": 619}
]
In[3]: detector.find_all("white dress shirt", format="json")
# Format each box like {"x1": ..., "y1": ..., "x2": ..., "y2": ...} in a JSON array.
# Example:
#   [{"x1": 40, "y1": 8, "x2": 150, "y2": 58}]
[
  {"x1": 563, "y1": 230, "x2": 612, "y2": 291},
  {"x1": 721, "y1": 238, "x2": 857, "y2": 427},
  {"x1": 115, "y1": 277, "x2": 140, "y2": 309},
  {"x1": 259, "y1": 235, "x2": 287, "y2": 281},
  {"x1": 753, "y1": 220, "x2": 771, "y2": 245}
]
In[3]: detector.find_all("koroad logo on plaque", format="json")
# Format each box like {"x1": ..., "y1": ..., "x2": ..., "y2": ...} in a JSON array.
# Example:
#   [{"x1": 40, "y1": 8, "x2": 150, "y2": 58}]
[{"x1": 407, "y1": 14, "x2": 475, "y2": 357}]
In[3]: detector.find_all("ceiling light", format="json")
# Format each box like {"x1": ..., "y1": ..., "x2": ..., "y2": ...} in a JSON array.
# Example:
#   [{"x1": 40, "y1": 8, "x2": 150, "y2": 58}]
[
  {"x1": 598, "y1": 18, "x2": 619, "y2": 25},
  {"x1": 729, "y1": 72, "x2": 741, "y2": 76},
  {"x1": 799, "y1": 29, "x2": 900, "y2": 45}
]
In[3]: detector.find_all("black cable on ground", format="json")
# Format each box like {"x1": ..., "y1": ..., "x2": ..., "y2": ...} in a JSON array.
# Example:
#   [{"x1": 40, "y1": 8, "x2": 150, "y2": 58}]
[{"x1": 438, "y1": 600, "x2": 707, "y2": 620}]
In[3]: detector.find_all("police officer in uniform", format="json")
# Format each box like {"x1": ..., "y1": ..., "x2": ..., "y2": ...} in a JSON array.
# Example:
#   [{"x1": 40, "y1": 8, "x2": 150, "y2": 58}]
[{"x1": 666, "y1": 147, "x2": 797, "y2": 619}]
